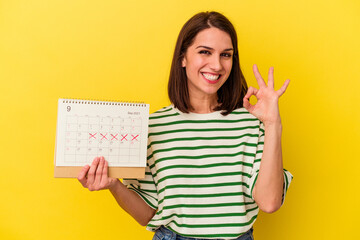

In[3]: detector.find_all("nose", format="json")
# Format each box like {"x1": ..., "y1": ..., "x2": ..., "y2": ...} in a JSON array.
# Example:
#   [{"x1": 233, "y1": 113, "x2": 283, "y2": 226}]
[{"x1": 209, "y1": 55, "x2": 222, "y2": 72}]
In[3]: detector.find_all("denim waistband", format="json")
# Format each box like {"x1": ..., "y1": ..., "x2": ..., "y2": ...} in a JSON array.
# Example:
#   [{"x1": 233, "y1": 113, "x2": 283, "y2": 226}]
[{"x1": 153, "y1": 225, "x2": 254, "y2": 240}]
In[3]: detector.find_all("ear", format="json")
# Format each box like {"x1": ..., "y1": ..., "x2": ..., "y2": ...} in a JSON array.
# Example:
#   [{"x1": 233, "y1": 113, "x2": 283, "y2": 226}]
[{"x1": 182, "y1": 57, "x2": 186, "y2": 68}]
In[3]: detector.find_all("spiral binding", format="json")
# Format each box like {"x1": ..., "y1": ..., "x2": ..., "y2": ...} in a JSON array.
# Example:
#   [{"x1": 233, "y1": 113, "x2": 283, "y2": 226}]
[{"x1": 60, "y1": 98, "x2": 147, "y2": 107}]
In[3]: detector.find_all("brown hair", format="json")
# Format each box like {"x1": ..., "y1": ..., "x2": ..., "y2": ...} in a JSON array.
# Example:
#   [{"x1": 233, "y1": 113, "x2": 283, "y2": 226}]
[{"x1": 168, "y1": 11, "x2": 248, "y2": 116}]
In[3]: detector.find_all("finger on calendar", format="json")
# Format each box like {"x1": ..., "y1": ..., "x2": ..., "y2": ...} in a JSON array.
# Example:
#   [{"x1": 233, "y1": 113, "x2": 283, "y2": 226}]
[
  {"x1": 103, "y1": 159, "x2": 109, "y2": 177},
  {"x1": 96, "y1": 157, "x2": 104, "y2": 173},
  {"x1": 99, "y1": 159, "x2": 109, "y2": 187},
  {"x1": 103, "y1": 158, "x2": 111, "y2": 178},
  {"x1": 77, "y1": 165, "x2": 90, "y2": 186},
  {"x1": 88, "y1": 157, "x2": 100, "y2": 184},
  {"x1": 95, "y1": 157, "x2": 105, "y2": 184}
]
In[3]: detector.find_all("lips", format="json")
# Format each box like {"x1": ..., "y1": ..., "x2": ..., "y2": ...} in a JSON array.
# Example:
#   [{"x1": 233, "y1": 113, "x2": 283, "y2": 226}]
[{"x1": 201, "y1": 72, "x2": 221, "y2": 84}]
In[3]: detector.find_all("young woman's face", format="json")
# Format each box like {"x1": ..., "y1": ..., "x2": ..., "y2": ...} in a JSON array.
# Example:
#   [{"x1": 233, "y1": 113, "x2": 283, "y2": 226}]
[{"x1": 182, "y1": 27, "x2": 233, "y2": 100}]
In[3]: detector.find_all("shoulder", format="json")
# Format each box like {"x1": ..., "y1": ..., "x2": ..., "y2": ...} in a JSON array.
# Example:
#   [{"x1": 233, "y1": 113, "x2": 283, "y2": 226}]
[
  {"x1": 150, "y1": 105, "x2": 174, "y2": 116},
  {"x1": 227, "y1": 107, "x2": 264, "y2": 131},
  {"x1": 148, "y1": 105, "x2": 180, "y2": 125},
  {"x1": 226, "y1": 107, "x2": 259, "y2": 120},
  {"x1": 149, "y1": 105, "x2": 179, "y2": 118}
]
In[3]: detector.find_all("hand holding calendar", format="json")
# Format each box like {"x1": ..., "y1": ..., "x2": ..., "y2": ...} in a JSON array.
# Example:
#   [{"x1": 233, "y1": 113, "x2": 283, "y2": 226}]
[
  {"x1": 77, "y1": 156, "x2": 119, "y2": 191},
  {"x1": 54, "y1": 99, "x2": 150, "y2": 178}
]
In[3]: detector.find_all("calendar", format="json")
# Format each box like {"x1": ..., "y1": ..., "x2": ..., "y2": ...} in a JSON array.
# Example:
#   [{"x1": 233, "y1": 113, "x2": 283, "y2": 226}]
[{"x1": 54, "y1": 99, "x2": 149, "y2": 170}]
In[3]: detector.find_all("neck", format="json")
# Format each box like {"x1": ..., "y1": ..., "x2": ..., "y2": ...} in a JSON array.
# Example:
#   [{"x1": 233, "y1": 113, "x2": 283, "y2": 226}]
[{"x1": 189, "y1": 94, "x2": 219, "y2": 114}]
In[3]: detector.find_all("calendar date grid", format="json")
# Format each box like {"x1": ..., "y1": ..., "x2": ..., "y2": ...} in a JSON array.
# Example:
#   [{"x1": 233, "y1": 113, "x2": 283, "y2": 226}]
[{"x1": 64, "y1": 115, "x2": 142, "y2": 166}]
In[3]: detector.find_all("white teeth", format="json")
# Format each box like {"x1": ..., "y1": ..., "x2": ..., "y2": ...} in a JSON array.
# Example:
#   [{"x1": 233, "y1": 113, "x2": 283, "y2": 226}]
[{"x1": 202, "y1": 73, "x2": 220, "y2": 81}]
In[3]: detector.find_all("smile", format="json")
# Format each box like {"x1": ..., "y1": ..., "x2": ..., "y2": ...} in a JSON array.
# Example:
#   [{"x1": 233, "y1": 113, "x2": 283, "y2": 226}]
[{"x1": 201, "y1": 72, "x2": 221, "y2": 83}]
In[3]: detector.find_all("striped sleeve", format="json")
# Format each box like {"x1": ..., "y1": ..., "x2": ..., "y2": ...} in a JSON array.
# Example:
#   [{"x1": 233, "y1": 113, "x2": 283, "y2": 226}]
[
  {"x1": 247, "y1": 122, "x2": 265, "y2": 201},
  {"x1": 122, "y1": 163, "x2": 158, "y2": 210},
  {"x1": 247, "y1": 122, "x2": 293, "y2": 205},
  {"x1": 281, "y1": 168, "x2": 293, "y2": 205}
]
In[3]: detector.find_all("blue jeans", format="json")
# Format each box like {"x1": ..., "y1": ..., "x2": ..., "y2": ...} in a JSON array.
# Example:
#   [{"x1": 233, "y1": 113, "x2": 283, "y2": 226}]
[{"x1": 152, "y1": 226, "x2": 254, "y2": 240}]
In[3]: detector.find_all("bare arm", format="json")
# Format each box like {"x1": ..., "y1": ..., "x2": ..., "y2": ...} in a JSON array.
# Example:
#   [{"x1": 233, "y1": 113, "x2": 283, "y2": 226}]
[
  {"x1": 109, "y1": 179, "x2": 156, "y2": 226},
  {"x1": 77, "y1": 156, "x2": 156, "y2": 226},
  {"x1": 252, "y1": 122, "x2": 284, "y2": 213}
]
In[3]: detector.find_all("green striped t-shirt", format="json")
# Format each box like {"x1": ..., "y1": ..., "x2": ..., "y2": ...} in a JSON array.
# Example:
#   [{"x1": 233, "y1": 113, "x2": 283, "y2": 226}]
[{"x1": 123, "y1": 105, "x2": 293, "y2": 239}]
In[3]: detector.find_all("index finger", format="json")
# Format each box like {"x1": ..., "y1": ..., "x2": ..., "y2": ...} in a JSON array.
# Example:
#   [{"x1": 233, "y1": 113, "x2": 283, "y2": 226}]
[{"x1": 253, "y1": 64, "x2": 266, "y2": 88}]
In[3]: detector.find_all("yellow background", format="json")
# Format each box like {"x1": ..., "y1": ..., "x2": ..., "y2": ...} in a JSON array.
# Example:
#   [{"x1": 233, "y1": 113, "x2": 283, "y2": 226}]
[{"x1": 1, "y1": 0, "x2": 359, "y2": 239}]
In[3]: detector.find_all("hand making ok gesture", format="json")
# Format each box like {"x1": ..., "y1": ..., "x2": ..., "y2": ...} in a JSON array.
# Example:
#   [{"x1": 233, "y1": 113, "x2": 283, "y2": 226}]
[{"x1": 243, "y1": 64, "x2": 290, "y2": 126}]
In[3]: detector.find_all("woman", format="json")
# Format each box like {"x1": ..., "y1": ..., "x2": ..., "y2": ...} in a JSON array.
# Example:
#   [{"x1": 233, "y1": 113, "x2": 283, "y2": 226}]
[{"x1": 78, "y1": 11, "x2": 293, "y2": 240}]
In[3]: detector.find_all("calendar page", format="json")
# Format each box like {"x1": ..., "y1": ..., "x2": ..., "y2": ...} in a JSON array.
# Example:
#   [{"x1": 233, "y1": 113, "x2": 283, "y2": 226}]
[{"x1": 54, "y1": 99, "x2": 149, "y2": 167}]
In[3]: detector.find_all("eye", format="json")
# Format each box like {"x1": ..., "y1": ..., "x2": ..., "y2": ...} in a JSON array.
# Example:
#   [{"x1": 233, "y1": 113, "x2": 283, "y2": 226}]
[
  {"x1": 221, "y1": 53, "x2": 232, "y2": 58},
  {"x1": 199, "y1": 50, "x2": 211, "y2": 55}
]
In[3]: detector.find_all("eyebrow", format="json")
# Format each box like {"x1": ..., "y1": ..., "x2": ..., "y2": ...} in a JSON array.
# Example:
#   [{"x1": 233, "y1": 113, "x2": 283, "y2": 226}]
[{"x1": 196, "y1": 45, "x2": 234, "y2": 51}]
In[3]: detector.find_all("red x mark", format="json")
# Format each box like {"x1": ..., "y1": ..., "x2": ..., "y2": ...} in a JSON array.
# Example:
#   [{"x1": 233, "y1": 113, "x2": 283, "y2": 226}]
[
  {"x1": 89, "y1": 133, "x2": 97, "y2": 139},
  {"x1": 100, "y1": 133, "x2": 107, "y2": 140},
  {"x1": 131, "y1": 134, "x2": 139, "y2": 141},
  {"x1": 121, "y1": 134, "x2": 128, "y2": 141},
  {"x1": 110, "y1": 133, "x2": 118, "y2": 140}
]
